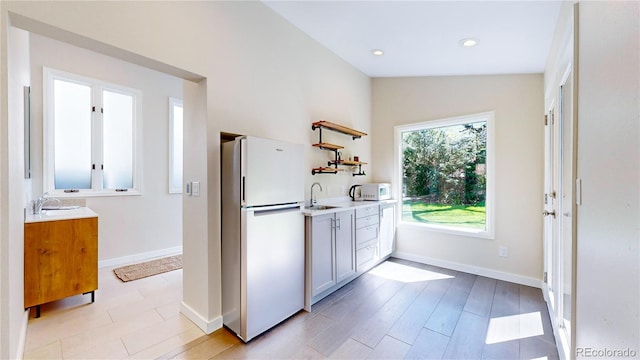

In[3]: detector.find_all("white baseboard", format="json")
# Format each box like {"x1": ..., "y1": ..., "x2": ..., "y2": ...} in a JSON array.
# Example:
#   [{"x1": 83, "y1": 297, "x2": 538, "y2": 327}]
[
  {"x1": 393, "y1": 251, "x2": 543, "y2": 288},
  {"x1": 98, "y1": 246, "x2": 183, "y2": 268},
  {"x1": 180, "y1": 301, "x2": 223, "y2": 335}
]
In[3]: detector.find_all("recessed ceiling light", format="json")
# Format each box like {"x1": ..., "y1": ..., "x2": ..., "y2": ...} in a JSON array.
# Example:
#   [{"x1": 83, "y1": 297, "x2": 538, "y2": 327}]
[
  {"x1": 459, "y1": 38, "x2": 478, "y2": 47},
  {"x1": 371, "y1": 49, "x2": 384, "y2": 56}
]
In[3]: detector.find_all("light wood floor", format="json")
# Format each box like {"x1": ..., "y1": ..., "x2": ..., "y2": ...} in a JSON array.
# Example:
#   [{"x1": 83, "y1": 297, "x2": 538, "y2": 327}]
[
  {"x1": 24, "y1": 258, "x2": 559, "y2": 359},
  {"x1": 23, "y1": 264, "x2": 205, "y2": 359}
]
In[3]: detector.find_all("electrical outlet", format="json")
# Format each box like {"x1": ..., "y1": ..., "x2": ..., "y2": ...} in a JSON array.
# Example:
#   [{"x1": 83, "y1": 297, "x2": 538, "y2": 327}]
[{"x1": 499, "y1": 246, "x2": 508, "y2": 257}]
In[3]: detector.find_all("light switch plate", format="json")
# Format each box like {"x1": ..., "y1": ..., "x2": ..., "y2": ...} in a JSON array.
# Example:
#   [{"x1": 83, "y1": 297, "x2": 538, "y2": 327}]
[{"x1": 192, "y1": 181, "x2": 200, "y2": 196}]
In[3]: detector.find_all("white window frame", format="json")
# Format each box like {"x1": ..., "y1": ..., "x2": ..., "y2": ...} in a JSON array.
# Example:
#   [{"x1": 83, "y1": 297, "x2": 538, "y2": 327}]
[
  {"x1": 394, "y1": 111, "x2": 495, "y2": 239},
  {"x1": 168, "y1": 97, "x2": 183, "y2": 194},
  {"x1": 43, "y1": 67, "x2": 143, "y2": 197}
]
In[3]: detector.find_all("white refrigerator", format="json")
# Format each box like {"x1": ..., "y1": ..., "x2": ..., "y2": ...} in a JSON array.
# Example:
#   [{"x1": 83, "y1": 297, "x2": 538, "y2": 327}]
[{"x1": 221, "y1": 136, "x2": 305, "y2": 342}]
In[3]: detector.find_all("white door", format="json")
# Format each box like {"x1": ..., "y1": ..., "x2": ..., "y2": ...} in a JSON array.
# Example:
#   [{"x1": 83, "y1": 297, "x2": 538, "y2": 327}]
[
  {"x1": 544, "y1": 64, "x2": 576, "y2": 357},
  {"x1": 544, "y1": 105, "x2": 559, "y2": 313},
  {"x1": 558, "y1": 71, "x2": 575, "y2": 341}
]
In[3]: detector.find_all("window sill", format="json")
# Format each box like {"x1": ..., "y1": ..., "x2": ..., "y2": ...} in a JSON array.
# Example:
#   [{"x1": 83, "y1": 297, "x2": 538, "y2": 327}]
[
  {"x1": 398, "y1": 221, "x2": 494, "y2": 240},
  {"x1": 47, "y1": 190, "x2": 142, "y2": 198}
]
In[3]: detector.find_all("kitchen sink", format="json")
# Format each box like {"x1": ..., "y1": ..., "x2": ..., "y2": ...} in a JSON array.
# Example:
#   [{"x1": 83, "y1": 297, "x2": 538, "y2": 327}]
[{"x1": 305, "y1": 205, "x2": 339, "y2": 210}]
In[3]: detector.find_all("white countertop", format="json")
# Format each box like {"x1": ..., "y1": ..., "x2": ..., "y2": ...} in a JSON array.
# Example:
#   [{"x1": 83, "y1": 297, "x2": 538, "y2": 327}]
[
  {"x1": 25, "y1": 207, "x2": 99, "y2": 223},
  {"x1": 302, "y1": 199, "x2": 397, "y2": 217}
]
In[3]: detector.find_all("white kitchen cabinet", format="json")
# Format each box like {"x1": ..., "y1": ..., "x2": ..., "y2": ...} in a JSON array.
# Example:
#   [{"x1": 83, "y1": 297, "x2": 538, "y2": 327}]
[
  {"x1": 379, "y1": 203, "x2": 396, "y2": 258},
  {"x1": 335, "y1": 210, "x2": 356, "y2": 283},
  {"x1": 355, "y1": 205, "x2": 380, "y2": 273},
  {"x1": 309, "y1": 213, "x2": 335, "y2": 296},
  {"x1": 305, "y1": 209, "x2": 355, "y2": 308}
]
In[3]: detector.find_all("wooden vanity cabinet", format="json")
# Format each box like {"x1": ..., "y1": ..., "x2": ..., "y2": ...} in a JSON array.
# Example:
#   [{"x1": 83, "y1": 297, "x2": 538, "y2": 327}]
[{"x1": 24, "y1": 217, "x2": 98, "y2": 313}]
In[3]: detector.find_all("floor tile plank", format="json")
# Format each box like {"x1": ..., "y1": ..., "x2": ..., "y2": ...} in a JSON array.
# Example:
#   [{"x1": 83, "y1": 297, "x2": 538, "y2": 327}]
[
  {"x1": 350, "y1": 281, "x2": 425, "y2": 347},
  {"x1": 329, "y1": 338, "x2": 373, "y2": 359},
  {"x1": 442, "y1": 311, "x2": 488, "y2": 359},
  {"x1": 424, "y1": 286, "x2": 471, "y2": 336},
  {"x1": 308, "y1": 280, "x2": 404, "y2": 356},
  {"x1": 366, "y1": 335, "x2": 411, "y2": 360},
  {"x1": 403, "y1": 328, "x2": 450, "y2": 360},
  {"x1": 386, "y1": 277, "x2": 452, "y2": 345},
  {"x1": 464, "y1": 276, "x2": 497, "y2": 317},
  {"x1": 490, "y1": 280, "x2": 520, "y2": 317},
  {"x1": 481, "y1": 340, "x2": 520, "y2": 360}
]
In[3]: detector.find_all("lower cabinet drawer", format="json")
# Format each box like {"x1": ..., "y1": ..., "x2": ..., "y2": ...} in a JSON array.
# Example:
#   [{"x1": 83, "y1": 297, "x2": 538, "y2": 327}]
[
  {"x1": 356, "y1": 225, "x2": 378, "y2": 248},
  {"x1": 356, "y1": 205, "x2": 379, "y2": 219},
  {"x1": 357, "y1": 243, "x2": 378, "y2": 269},
  {"x1": 356, "y1": 214, "x2": 379, "y2": 229}
]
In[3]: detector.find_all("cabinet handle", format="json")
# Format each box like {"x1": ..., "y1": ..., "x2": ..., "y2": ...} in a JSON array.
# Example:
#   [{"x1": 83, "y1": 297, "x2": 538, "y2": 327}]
[{"x1": 336, "y1": 217, "x2": 341, "y2": 230}]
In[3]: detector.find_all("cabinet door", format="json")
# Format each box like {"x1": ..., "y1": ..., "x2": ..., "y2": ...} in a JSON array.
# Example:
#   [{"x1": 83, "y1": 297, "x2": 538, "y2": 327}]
[
  {"x1": 379, "y1": 204, "x2": 396, "y2": 258},
  {"x1": 24, "y1": 217, "x2": 98, "y2": 308},
  {"x1": 311, "y1": 213, "x2": 336, "y2": 296},
  {"x1": 335, "y1": 210, "x2": 356, "y2": 283}
]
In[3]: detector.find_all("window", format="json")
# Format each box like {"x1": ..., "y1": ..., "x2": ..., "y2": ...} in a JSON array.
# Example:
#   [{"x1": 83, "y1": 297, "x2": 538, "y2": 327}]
[
  {"x1": 395, "y1": 112, "x2": 494, "y2": 238},
  {"x1": 168, "y1": 97, "x2": 183, "y2": 194},
  {"x1": 43, "y1": 68, "x2": 142, "y2": 196}
]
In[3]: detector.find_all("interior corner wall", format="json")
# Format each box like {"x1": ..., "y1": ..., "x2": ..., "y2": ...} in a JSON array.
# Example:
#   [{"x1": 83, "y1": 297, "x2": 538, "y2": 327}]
[
  {"x1": 372, "y1": 74, "x2": 544, "y2": 284},
  {"x1": 2, "y1": 1, "x2": 371, "y2": 335},
  {"x1": 28, "y1": 33, "x2": 183, "y2": 263},
  {"x1": 575, "y1": 1, "x2": 640, "y2": 353}
]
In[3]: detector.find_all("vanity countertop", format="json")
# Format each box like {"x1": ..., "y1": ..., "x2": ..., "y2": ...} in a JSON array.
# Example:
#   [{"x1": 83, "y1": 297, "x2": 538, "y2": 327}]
[{"x1": 25, "y1": 207, "x2": 98, "y2": 223}]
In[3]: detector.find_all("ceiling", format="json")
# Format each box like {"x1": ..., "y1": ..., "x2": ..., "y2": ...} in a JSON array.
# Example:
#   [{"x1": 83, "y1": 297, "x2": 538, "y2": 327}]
[{"x1": 263, "y1": 1, "x2": 563, "y2": 77}]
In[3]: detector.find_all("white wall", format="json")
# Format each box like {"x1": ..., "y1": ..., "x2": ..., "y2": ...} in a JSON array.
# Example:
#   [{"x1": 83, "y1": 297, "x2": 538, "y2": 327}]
[
  {"x1": 1, "y1": 24, "x2": 29, "y2": 360},
  {"x1": 575, "y1": 1, "x2": 639, "y2": 354},
  {"x1": 28, "y1": 33, "x2": 183, "y2": 263},
  {"x1": 372, "y1": 74, "x2": 544, "y2": 284},
  {"x1": 1, "y1": 0, "x2": 371, "y2": 337}
]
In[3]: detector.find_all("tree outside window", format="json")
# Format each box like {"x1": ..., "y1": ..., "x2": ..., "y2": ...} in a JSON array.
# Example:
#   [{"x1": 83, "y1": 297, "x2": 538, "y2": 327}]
[{"x1": 398, "y1": 112, "x2": 493, "y2": 237}]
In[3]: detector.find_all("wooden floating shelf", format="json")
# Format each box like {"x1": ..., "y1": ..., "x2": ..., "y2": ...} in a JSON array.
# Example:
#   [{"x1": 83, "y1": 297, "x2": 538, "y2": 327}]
[
  {"x1": 312, "y1": 143, "x2": 344, "y2": 151},
  {"x1": 312, "y1": 167, "x2": 344, "y2": 175},
  {"x1": 311, "y1": 120, "x2": 368, "y2": 175},
  {"x1": 333, "y1": 160, "x2": 368, "y2": 166},
  {"x1": 312, "y1": 121, "x2": 367, "y2": 139}
]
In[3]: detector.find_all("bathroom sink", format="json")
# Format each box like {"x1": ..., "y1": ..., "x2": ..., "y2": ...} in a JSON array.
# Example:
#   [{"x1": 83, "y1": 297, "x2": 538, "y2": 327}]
[
  {"x1": 26, "y1": 207, "x2": 98, "y2": 224},
  {"x1": 44, "y1": 208, "x2": 84, "y2": 216},
  {"x1": 305, "y1": 205, "x2": 339, "y2": 210}
]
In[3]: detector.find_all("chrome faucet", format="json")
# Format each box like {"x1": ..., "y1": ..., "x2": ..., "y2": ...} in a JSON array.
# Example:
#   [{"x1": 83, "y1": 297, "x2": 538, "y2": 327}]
[
  {"x1": 33, "y1": 193, "x2": 60, "y2": 215},
  {"x1": 310, "y1": 182, "x2": 322, "y2": 207}
]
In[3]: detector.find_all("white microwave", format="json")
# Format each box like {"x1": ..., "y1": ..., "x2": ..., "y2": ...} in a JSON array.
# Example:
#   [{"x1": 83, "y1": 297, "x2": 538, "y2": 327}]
[{"x1": 360, "y1": 183, "x2": 391, "y2": 201}]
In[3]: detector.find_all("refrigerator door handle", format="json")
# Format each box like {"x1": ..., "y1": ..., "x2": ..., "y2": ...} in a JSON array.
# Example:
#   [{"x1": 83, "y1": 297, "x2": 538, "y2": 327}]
[
  {"x1": 242, "y1": 176, "x2": 246, "y2": 203},
  {"x1": 251, "y1": 204, "x2": 301, "y2": 216}
]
